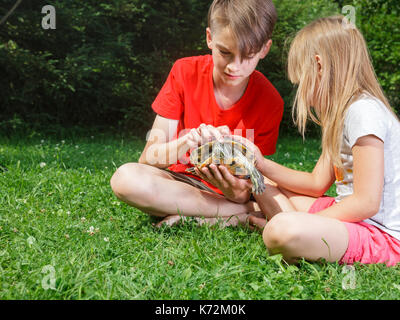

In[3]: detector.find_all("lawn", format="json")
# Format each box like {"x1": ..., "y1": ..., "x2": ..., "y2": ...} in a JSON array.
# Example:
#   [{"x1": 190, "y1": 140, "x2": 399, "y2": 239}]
[{"x1": 1, "y1": 127, "x2": 400, "y2": 300}]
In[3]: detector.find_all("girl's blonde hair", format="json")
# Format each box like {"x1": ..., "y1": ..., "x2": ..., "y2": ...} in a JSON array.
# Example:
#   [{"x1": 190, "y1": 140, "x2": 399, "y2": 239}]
[{"x1": 288, "y1": 15, "x2": 397, "y2": 168}]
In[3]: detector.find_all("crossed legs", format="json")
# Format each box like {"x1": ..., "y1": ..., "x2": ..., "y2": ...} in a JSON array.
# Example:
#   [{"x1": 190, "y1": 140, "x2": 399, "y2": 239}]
[
  {"x1": 110, "y1": 163, "x2": 349, "y2": 264},
  {"x1": 110, "y1": 163, "x2": 257, "y2": 225},
  {"x1": 250, "y1": 185, "x2": 349, "y2": 264}
]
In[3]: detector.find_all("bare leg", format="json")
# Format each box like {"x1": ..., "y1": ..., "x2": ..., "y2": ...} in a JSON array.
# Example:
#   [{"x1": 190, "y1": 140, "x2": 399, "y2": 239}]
[
  {"x1": 243, "y1": 177, "x2": 347, "y2": 263},
  {"x1": 263, "y1": 212, "x2": 348, "y2": 264},
  {"x1": 110, "y1": 163, "x2": 254, "y2": 219},
  {"x1": 252, "y1": 177, "x2": 318, "y2": 221},
  {"x1": 278, "y1": 187, "x2": 318, "y2": 213}
]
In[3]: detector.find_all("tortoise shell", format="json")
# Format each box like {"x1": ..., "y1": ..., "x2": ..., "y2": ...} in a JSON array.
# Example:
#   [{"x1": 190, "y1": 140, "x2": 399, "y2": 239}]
[{"x1": 186, "y1": 137, "x2": 266, "y2": 194}]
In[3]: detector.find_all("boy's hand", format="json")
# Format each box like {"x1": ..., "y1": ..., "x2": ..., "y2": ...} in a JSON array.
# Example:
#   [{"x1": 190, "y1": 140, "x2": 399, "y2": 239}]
[
  {"x1": 195, "y1": 164, "x2": 253, "y2": 204},
  {"x1": 185, "y1": 124, "x2": 230, "y2": 149}
]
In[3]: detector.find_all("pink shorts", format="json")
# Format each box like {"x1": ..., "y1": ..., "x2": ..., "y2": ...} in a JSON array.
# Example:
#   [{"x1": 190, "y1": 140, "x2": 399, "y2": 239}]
[{"x1": 308, "y1": 196, "x2": 400, "y2": 267}]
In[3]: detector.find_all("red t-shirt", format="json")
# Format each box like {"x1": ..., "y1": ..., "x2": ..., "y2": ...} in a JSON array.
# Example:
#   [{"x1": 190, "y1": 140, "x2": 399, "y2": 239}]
[{"x1": 152, "y1": 55, "x2": 284, "y2": 194}]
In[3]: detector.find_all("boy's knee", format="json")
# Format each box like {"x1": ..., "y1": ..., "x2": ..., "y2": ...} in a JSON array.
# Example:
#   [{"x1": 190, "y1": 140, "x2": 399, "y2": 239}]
[
  {"x1": 263, "y1": 213, "x2": 302, "y2": 251},
  {"x1": 110, "y1": 163, "x2": 146, "y2": 200}
]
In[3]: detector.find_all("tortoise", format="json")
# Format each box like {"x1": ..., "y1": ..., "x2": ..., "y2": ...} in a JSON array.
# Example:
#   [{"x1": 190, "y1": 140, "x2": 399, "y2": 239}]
[{"x1": 186, "y1": 137, "x2": 266, "y2": 195}]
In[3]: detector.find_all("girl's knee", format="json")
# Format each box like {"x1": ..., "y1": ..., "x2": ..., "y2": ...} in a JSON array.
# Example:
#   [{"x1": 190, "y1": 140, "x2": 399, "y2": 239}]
[{"x1": 263, "y1": 212, "x2": 303, "y2": 251}]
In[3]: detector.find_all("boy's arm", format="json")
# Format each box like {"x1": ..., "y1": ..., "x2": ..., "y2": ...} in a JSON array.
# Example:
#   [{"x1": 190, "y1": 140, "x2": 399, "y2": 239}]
[
  {"x1": 139, "y1": 115, "x2": 229, "y2": 169},
  {"x1": 138, "y1": 115, "x2": 189, "y2": 169}
]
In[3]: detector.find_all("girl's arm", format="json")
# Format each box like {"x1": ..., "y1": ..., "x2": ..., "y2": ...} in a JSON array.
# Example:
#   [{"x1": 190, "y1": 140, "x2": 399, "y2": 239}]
[
  {"x1": 258, "y1": 154, "x2": 336, "y2": 198},
  {"x1": 315, "y1": 135, "x2": 384, "y2": 222},
  {"x1": 230, "y1": 135, "x2": 335, "y2": 198}
]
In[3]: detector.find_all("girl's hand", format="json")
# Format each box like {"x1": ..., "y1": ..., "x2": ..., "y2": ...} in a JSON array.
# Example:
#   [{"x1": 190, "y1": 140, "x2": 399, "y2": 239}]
[
  {"x1": 195, "y1": 164, "x2": 253, "y2": 204},
  {"x1": 185, "y1": 124, "x2": 231, "y2": 149},
  {"x1": 230, "y1": 135, "x2": 265, "y2": 171}
]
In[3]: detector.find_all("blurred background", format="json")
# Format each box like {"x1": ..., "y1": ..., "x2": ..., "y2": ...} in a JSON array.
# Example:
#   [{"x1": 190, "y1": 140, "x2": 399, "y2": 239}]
[{"x1": 0, "y1": 0, "x2": 399, "y2": 138}]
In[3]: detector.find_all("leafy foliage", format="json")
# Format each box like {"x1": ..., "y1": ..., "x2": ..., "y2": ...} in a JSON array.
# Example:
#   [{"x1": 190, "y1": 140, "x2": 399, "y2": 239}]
[
  {"x1": 259, "y1": 0, "x2": 339, "y2": 135},
  {"x1": 353, "y1": 0, "x2": 400, "y2": 111},
  {"x1": 0, "y1": 0, "x2": 209, "y2": 134},
  {"x1": 0, "y1": 0, "x2": 398, "y2": 136}
]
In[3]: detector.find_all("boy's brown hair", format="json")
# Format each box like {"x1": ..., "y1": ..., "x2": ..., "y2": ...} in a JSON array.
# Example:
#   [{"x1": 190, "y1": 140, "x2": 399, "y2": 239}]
[{"x1": 208, "y1": 0, "x2": 277, "y2": 60}]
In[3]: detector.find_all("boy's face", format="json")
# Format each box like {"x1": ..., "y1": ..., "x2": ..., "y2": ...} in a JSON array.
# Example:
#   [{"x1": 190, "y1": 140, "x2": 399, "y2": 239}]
[{"x1": 206, "y1": 27, "x2": 272, "y2": 87}]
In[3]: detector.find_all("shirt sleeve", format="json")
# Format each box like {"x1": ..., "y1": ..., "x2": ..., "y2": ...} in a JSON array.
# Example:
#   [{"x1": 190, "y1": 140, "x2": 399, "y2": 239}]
[
  {"x1": 344, "y1": 99, "x2": 388, "y2": 148},
  {"x1": 256, "y1": 99, "x2": 284, "y2": 156},
  {"x1": 151, "y1": 60, "x2": 185, "y2": 120},
  {"x1": 256, "y1": 126, "x2": 280, "y2": 156}
]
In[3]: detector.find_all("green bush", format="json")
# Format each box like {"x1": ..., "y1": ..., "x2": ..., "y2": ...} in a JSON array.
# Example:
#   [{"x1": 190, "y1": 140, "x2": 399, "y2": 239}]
[
  {"x1": 259, "y1": 0, "x2": 339, "y2": 135},
  {"x1": 353, "y1": 0, "x2": 400, "y2": 113},
  {"x1": 0, "y1": 0, "x2": 398, "y2": 137},
  {"x1": 0, "y1": 0, "x2": 209, "y2": 135},
  {"x1": 264, "y1": 0, "x2": 400, "y2": 136}
]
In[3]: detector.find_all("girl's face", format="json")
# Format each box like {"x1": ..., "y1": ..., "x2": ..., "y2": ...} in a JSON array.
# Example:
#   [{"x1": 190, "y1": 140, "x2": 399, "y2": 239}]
[{"x1": 206, "y1": 27, "x2": 271, "y2": 87}]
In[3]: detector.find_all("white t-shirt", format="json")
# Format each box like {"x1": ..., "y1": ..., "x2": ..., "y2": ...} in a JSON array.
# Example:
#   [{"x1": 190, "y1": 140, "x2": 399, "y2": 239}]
[{"x1": 335, "y1": 93, "x2": 400, "y2": 240}]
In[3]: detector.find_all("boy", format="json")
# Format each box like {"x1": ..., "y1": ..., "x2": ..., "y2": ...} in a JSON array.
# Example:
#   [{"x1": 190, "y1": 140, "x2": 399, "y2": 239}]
[{"x1": 110, "y1": 0, "x2": 283, "y2": 227}]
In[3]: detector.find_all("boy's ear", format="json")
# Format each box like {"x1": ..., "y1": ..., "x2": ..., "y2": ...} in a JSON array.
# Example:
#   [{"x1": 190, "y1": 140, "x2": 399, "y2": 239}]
[
  {"x1": 259, "y1": 40, "x2": 273, "y2": 59},
  {"x1": 206, "y1": 27, "x2": 213, "y2": 50}
]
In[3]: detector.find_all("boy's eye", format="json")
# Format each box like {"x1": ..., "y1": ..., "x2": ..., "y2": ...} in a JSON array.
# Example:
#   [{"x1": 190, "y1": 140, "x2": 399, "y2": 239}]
[{"x1": 219, "y1": 50, "x2": 230, "y2": 55}]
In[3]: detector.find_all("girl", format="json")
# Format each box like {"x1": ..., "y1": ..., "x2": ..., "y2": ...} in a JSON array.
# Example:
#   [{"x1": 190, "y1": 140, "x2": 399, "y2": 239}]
[{"x1": 243, "y1": 15, "x2": 400, "y2": 266}]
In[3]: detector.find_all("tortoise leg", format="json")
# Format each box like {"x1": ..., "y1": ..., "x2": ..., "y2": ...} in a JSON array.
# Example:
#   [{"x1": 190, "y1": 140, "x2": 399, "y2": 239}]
[
  {"x1": 250, "y1": 169, "x2": 266, "y2": 195},
  {"x1": 185, "y1": 167, "x2": 196, "y2": 174}
]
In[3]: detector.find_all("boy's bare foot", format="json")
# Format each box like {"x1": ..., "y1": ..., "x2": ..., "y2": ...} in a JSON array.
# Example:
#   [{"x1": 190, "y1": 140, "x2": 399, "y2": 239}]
[
  {"x1": 154, "y1": 215, "x2": 189, "y2": 228},
  {"x1": 155, "y1": 211, "x2": 266, "y2": 229},
  {"x1": 155, "y1": 213, "x2": 251, "y2": 228},
  {"x1": 248, "y1": 214, "x2": 267, "y2": 232},
  {"x1": 192, "y1": 213, "x2": 250, "y2": 228},
  {"x1": 155, "y1": 214, "x2": 248, "y2": 228}
]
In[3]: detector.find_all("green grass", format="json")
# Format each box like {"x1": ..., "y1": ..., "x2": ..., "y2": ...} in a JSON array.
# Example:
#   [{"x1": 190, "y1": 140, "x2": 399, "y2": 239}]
[{"x1": 1, "y1": 128, "x2": 400, "y2": 300}]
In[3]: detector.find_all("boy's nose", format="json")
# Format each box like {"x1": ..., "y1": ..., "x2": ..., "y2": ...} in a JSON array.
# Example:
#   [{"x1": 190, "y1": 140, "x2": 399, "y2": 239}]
[
  {"x1": 226, "y1": 55, "x2": 241, "y2": 73},
  {"x1": 227, "y1": 64, "x2": 239, "y2": 73}
]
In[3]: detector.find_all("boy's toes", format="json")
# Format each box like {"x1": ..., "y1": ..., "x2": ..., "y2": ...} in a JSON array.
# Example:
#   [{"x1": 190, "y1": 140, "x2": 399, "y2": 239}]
[
  {"x1": 155, "y1": 215, "x2": 184, "y2": 228},
  {"x1": 248, "y1": 214, "x2": 267, "y2": 232}
]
